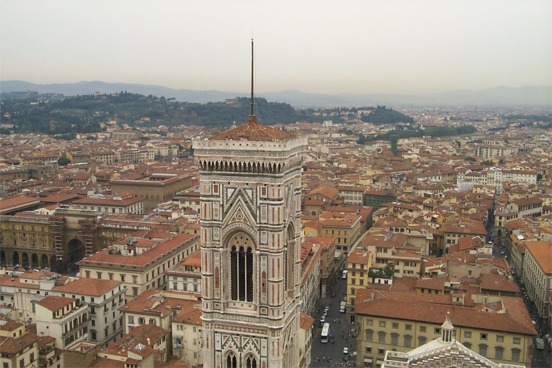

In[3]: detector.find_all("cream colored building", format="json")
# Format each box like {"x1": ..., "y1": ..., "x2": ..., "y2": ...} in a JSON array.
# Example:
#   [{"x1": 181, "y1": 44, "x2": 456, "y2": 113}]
[
  {"x1": 77, "y1": 232, "x2": 199, "y2": 300},
  {"x1": 0, "y1": 270, "x2": 125, "y2": 347},
  {"x1": 0, "y1": 321, "x2": 39, "y2": 368},
  {"x1": 355, "y1": 289, "x2": 536, "y2": 367},
  {"x1": 70, "y1": 193, "x2": 144, "y2": 215},
  {"x1": 35, "y1": 296, "x2": 87, "y2": 349},
  {"x1": 382, "y1": 314, "x2": 526, "y2": 368},
  {"x1": 165, "y1": 250, "x2": 201, "y2": 295},
  {"x1": 320, "y1": 211, "x2": 363, "y2": 252},
  {"x1": 172, "y1": 300, "x2": 203, "y2": 367},
  {"x1": 521, "y1": 241, "x2": 552, "y2": 330},
  {"x1": 346, "y1": 249, "x2": 374, "y2": 306},
  {"x1": 52, "y1": 277, "x2": 125, "y2": 347}
]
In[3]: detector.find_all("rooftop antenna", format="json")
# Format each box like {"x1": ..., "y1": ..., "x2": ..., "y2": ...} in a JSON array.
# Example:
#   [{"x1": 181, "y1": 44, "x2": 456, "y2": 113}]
[{"x1": 249, "y1": 38, "x2": 256, "y2": 123}]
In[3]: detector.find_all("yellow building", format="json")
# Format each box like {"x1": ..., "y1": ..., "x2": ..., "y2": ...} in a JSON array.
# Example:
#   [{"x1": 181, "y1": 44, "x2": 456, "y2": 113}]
[
  {"x1": 346, "y1": 249, "x2": 374, "y2": 306},
  {"x1": 355, "y1": 289, "x2": 536, "y2": 367},
  {"x1": 521, "y1": 241, "x2": 552, "y2": 330},
  {"x1": 0, "y1": 321, "x2": 39, "y2": 368},
  {"x1": 319, "y1": 211, "x2": 362, "y2": 252}
]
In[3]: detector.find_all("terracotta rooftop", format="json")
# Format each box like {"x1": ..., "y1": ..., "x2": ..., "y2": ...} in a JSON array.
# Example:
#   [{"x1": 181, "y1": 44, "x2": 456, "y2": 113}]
[
  {"x1": 355, "y1": 289, "x2": 536, "y2": 336},
  {"x1": 300, "y1": 312, "x2": 315, "y2": 331},
  {"x1": 53, "y1": 277, "x2": 123, "y2": 296},
  {"x1": 210, "y1": 117, "x2": 295, "y2": 141},
  {"x1": 36, "y1": 296, "x2": 74, "y2": 312},
  {"x1": 0, "y1": 333, "x2": 39, "y2": 354},
  {"x1": 479, "y1": 273, "x2": 520, "y2": 293},
  {"x1": 0, "y1": 195, "x2": 40, "y2": 212},
  {"x1": 78, "y1": 233, "x2": 198, "y2": 268},
  {"x1": 524, "y1": 241, "x2": 552, "y2": 274}
]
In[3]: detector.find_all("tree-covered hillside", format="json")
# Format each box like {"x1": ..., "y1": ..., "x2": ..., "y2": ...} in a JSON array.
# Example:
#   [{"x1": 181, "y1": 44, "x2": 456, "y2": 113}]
[
  {"x1": 0, "y1": 92, "x2": 416, "y2": 135},
  {"x1": 360, "y1": 106, "x2": 414, "y2": 124},
  {"x1": 0, "y1": 92, "x2": 309, "y2": 134}
]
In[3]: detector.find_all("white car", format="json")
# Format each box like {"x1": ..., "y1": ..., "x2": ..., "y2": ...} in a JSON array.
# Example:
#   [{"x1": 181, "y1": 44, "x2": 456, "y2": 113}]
[{"x1": 343, "y1": 347, "x2": 349, "y2": 355}]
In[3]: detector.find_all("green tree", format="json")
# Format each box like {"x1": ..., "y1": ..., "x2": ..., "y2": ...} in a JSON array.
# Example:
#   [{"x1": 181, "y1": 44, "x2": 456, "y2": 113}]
[{"x1": 58, "y1": 156, "x2": 70, "y2": 166}]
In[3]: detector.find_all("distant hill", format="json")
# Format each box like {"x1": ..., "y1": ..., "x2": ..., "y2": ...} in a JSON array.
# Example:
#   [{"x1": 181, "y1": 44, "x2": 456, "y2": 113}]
[
  {"x1": 0, "y1": 92, "x2": 309, "y2": 134},
  {"x1": 360, "y1": 106, "x2": 414, "y2": 125},
  {"x1": 1, "y1": 80, "x2": 550, "y2": 108}
]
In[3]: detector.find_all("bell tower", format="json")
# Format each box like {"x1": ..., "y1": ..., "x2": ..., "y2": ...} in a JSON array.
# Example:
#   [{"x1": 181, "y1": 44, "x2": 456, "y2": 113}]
[{"x1": 193, "y1": 39, "x2": 307, "y2": 368}]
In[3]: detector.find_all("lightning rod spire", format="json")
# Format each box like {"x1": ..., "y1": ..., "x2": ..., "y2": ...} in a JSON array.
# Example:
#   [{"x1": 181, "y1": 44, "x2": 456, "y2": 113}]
[{"x1": 249, "y1": 38, "x2": 256, "y2": 123}]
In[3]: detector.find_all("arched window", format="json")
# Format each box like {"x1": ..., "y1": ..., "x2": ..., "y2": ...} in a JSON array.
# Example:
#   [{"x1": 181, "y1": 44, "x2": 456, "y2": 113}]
[
  {"x1": 286, "y1": 225, "x2": 295, "y2": 294},
  {"x1": 229, "y1": 233, "x2": 254, "y2": 302},
  {"x1": 479, "y1": 344, "x2": 488, "y2": 357},
  {"x1": 246, "y1": 356, "x2": 257, "y2": 368},
  {"x1": 511, "y1": 348, "x2": 521, "y2": 362},
  {"x1": 378, "y1": 331, "x2": 386, "y2": 343},
  {"x1": 226, "y1": 353, "x2": 237, "y2": 368},
  {"x1": 365, "y1": 329, "x2": 373, "y2": 342},
  {"x1": 404, "y1": 334, "x2": 412, "y2": 347}
]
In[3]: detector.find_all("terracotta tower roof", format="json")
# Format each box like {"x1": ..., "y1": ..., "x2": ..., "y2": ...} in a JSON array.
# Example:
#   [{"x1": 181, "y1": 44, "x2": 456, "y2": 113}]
[{"x1": 210, "y1": 116, "x2": 295, "y2": 142}]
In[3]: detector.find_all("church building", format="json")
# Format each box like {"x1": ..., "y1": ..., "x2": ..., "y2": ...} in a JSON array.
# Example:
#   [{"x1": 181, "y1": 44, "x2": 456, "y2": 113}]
[{"x1": 193, "y1": 113, "x2": 308, "y2": 367}]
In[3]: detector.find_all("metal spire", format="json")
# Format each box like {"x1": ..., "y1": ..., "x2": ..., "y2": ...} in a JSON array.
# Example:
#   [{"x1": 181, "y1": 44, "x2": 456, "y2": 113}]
[{"x1": 249, "y1": 38, "x2": 256, "y2": 123}]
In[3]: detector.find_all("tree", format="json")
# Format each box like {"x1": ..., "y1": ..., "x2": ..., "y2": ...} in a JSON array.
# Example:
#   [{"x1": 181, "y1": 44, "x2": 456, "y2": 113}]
[{"x1": 58, "y1": 156, "x2": 70, "y2": 166}]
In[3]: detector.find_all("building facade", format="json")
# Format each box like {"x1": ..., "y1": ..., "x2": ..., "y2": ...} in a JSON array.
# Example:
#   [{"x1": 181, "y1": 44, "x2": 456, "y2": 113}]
[
  {"x1": 355, "y1": 289, "x2": 536, "y2": 367},
  {"x1": 193, "y1": 116, "x2": 308, "y2": 367}
]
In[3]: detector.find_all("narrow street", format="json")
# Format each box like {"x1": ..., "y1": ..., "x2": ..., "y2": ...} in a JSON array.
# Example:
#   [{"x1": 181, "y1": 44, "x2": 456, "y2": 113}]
[{"x1": 311, "y1": 274, "x2": 358, "y2": 367}]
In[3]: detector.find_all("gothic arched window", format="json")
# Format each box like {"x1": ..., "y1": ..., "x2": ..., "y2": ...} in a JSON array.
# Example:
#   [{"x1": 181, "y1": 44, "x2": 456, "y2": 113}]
[
  {"x1": 229, "y1": 233, "x2": 254, "y2": 302},
  {"x1": 226, "y1": 353, "x2": 237, "y2": 368},
  {"x1": 285, "y1": 225, "x2": 295, "y2": 294},
  {"x1": 246, "y1": 356, "x2": 257, "y2": 368}
]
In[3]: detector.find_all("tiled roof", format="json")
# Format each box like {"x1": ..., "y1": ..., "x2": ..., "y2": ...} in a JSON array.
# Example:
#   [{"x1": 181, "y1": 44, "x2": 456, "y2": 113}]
[
  {"x1": 348, "y1": 249, "x2": 371, "y2": 265},
  {"x1": 210, "y1": 117, "x2": 294, "y2": 141},
  {"x1": 479, "y1": 274, "x2": 520, "y2": 293},
  {"x1": 415, "y1": 277, "x2": 446, "y2": 291},
  {"x1": 182, "y1": 250, "x2": 201, "y2": 268},
  {"x1": 174, "y1": 305, "x2": 202, "y2": 325},
  {"x1": 78, "y1": 233, "x2": 198, "y2": 268},
  {"x1": 524, "y1": 241, "x2": 552, "y2": 274},
  {"x1": 0, "y1": 195, "x2": 40, "y2": 211},
  {"x1": 36, "y1": 296, "x2": 74, "y2": 311},
  {"x1": 53, "y1": 277, "x2": 123, "y2": 296},
  {"x1": 300, "y1": 312, "x2": 315, "y2": 331},
  {"x1": 355, "y1": 289, "x2": 536, "y2": 336},
  {"x1": 0, "y1": 333, "x2": 38, "y2": 354}
]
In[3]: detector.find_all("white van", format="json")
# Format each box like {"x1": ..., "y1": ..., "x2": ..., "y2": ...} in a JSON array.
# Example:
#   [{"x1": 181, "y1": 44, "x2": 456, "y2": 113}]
[{"x1": 342, "y1": 270, "x2": 348, "y2": 279}]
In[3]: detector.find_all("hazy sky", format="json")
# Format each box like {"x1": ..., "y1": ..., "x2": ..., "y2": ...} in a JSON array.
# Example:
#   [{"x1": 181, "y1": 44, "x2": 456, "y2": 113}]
[{"x1": 1, "y1": 0, "x2": 551, "y2": 94}]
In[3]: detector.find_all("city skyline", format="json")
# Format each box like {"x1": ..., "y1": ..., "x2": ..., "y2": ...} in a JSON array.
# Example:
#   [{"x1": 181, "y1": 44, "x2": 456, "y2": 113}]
[{"x1": 1, "y1": 0, "x2": 551, "y2": 95}]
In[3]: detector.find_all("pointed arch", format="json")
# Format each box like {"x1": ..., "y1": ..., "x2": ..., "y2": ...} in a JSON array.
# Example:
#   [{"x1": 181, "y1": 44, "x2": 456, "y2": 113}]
[
  {"x1": 227, "y1": 231, "x2": 255, "y2": 302},
  {"x1": 285, "y1": 223, "x2": 296, "y2": 294},
  {"x1": 225, "y1": 351, "x2": 237, "y2": 368},
  {"x1": 245, "y1": 354, "x2": 258, "y2": 368}
]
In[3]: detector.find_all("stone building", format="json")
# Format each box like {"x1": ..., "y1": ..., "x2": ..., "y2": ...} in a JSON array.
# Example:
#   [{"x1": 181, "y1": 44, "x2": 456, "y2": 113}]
[
  {"x1": 0, "y1": 207, "x2": 102, "y2": 273},
  {"x1": 193, "y1": 114, "x2": 308, "y2": 367},
  {"x1": 110, "y1": 172, "x2": 193, "y2": 212}
]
